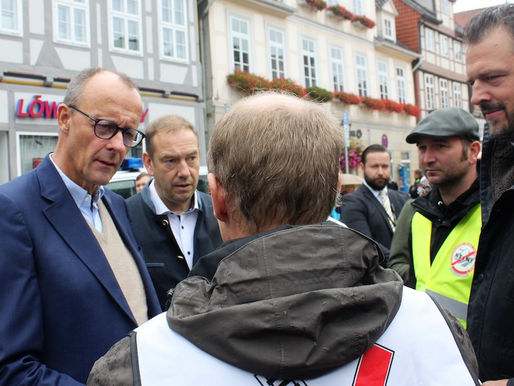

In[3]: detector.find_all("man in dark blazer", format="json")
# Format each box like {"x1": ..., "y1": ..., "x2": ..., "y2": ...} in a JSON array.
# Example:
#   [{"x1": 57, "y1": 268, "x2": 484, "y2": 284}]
[
  {"x1": 0, "y1": 68, "x2": 160, "y2": 385},
  {"x1": 340, "y1": 144, "x2": 408, "y2": 265},
  {"x1": 127, "y1": 115, "x2": 222, "y2": 310}
]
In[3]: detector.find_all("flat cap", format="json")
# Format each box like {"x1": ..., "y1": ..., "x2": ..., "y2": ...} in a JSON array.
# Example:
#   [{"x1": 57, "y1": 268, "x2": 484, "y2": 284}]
[{"x1": 406, "y1": 107, "x2": 480, "y2": 144}]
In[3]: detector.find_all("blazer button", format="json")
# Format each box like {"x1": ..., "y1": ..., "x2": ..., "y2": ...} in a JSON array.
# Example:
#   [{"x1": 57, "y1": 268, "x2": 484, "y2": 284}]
[
  {"x1": 177, "y1": 255, "x2": 185, "y2": 260},
  {"x1": 161, "y1": 219, "x2": 169, "y2": 227}
]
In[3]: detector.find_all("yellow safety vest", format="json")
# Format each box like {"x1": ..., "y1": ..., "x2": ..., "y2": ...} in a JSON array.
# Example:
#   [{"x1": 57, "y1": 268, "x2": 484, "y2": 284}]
[{"x1": 412, "y1": 203, "x2": 481, "y2": 327}]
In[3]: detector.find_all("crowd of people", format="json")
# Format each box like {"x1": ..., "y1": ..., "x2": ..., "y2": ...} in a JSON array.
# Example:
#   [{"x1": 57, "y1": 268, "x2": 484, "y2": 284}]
[{"x1": 0, "y1": 4, "x2": 512, "y2": 385}]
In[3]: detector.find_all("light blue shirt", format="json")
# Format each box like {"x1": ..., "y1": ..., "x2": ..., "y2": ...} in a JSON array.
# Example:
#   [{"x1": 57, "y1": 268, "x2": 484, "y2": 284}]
[{"x1": 49, "y1": 154, "x2": 105, "y2": 232}]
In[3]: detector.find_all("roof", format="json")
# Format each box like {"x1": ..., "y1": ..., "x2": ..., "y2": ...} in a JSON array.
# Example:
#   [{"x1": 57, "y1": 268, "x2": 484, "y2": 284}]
[
  {"x1": 454, "y1": 8, "x2": 485, "y2": 28},
  {"x1": 376, "y1": 0, "x2": 389, "y2": 8}
]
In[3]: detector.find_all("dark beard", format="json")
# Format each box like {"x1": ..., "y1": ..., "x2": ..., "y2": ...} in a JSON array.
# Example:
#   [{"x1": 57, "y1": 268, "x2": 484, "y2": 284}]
[
  {"x1": 365, "y1": 175, "x2": 389, "y2": 190},
  {"x1": 481, "y1": 102, "x2": 514, "y2": 140}
]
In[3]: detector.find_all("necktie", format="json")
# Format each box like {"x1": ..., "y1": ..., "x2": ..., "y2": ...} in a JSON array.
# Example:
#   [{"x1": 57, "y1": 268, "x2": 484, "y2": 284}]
[{"x1": 379, "y1": 190, "x2": 396, "y2": 232}]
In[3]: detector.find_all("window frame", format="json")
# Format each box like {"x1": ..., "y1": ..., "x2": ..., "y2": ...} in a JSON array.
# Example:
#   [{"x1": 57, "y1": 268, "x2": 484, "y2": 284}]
[
  {"x1": 377, "y1": 60, "x2": 389, "y2": 100},
  {"x1": 108, "y1": 0, "x2": 143, "y2": 55},
  {"x1": 0, "y1": 0, "x2": 22, "y2": 36},
  {"x1": 454, "y1": 40, "x2": 463, "y2": 63},
  {"x1": 453, "y1": 82, "x2": 462, "y2": 108},
  {"x1": 396, "y1": 66, "x2": 406, "y2": 104},
  {"x1": 53, "y1": 0, "x2": 90, "y2": 46},
  {"x1": 439, "y1": 78, "x2": 449, "y2": 108},
  {"x1": 440, "y1": 35, "x2": 449, "y2": 57},
  {"x1": 383, "y1": 16, "x2": 396, "y2": 41},
  {"x1": 301, "y1": 37, "x2": 317, "y2": 88},
  {"x1": 355, "y1": 53, "x2": 368, "y2": 97},
  {"x1": 425, "y1": 73, "x2": 435, "y2": 110},
  {"x1": 352, "y1": 0, "x2": 363, "y2": 15},
  {"x1": 425, "y1": 27, "x2": 435, "y2": 52},
  {"x1": 229, "y1": 14, "x2": 252, "y2": 72},
  {"x1": 267, "y1": 25, "x2": 286, "y2": 80},
  {"x1": 330, "y1": 45, "x2": 345, "y2": 92},
  {"x1": 159, "y1": 0, "x2": 189, "y2": 62}
]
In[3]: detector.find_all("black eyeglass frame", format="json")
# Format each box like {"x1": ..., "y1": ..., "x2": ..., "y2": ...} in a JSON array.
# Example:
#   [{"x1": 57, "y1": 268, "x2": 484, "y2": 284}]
[{"x1": 68, "y1": 105, "x2": 145, "y2": 148}]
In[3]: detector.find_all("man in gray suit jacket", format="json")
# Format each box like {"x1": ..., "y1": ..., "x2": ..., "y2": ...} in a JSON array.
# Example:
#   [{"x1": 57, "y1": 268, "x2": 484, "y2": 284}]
[{"x1": 340, "y1": 144, "x2": 408, "y2": 265}]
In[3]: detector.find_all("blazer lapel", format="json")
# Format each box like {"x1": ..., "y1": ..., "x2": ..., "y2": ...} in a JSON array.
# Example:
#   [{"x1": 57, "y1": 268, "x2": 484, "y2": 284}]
[
  {"x1": 362, "y1": 186, "x2": 394, "y2": 233},
  {"x1": 37, "y1": 157, "x2": 136, "y2": 324}
]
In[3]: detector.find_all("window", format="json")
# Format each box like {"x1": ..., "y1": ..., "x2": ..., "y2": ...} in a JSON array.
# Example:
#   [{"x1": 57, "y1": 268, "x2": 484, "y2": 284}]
[
  {"x1": 352, "y1": 0, "x2": 363, "y2": 15},
  {"x1": 396, "y1": 66, "x2": 406, "y2": 103},
  {"x1": 440, "y1": 79, "x2": 449, "y2": 108},
  {"x1": 383, "y1": 16, "x2": 395, "y2": 41},
  {"x1": 441, "y1": 0, "x2": 449, "y2": 14},
  {"x1": 54, "y1": 0, "x2": 88, "y2": 44},
  {"x1": 425, "y1": 28, "x2": 434, "y2": 51},
  {"x1": 425, "y1": 74, "x2": 435, "y2": 110},
  {"x1": 160, "y1": 0, "x2": 187, "y2": 61},
  {"x1": 302, "y1": 38, "x2": 317, "y2": 87},
  {"x1": 356, "y1": 54, "x2": 368, "y2": 97},
  {"x1": 1, "y1": 0, "x2": 21, "y2": 34},
  {"x1": 454, "y1": 40, "x2": 463, "y2": 62},
  {"x1": 453, "y1": 82, "x2": 462, "y2": 108},
  {"x1": 326, "y1": 0, "x2": 340, "y2": 5},
  {"x1": 378, "y1": 60, "x2": 389, "y2": 99},
  {"x1": 440, "y1": 35, "x2": 449, "y2": 57},
  {"x1": 17, "y1": 133, "x2": 58, "y2": 176},
  {"x1": 268, "y1": 27, "x2": 285, "y2": 79},
  {"x1": 330, "y1": 46, "x2": 345, "y2": 92},
  {"x1": 230, "y1": 16, "x2": 250, "y2": 72},
  {"x1": 110, "y1": 0, "x2": 141, "y2": 53}
]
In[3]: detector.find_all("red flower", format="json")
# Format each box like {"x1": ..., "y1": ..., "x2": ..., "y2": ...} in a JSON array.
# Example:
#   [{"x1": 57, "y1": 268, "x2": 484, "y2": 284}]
[
  {"x1": 271, "y1": 78, "x2": 307, "y2": 97},
  {"x1": 383, "y1": 99, "x2": 404, "y2": 113},
  {"x1": 305, "y1": 0, "x2": 327, "y2": 11},
  {"x1": 227, "y1": 70, "x2": 271, "y2": 94},
  {"x1": 354, "y1": 15, "x2": 376, "y2": 29},
  {"x1": 403, "y1": 103, "x2": 421, "y2": 117},
  {"x1": 334, "y1": 91, "x2": 361, "y2": 105},
  {"x1": 326, "y1": 5, "x2": 355, "y2": 21},
  {"x1": 361, "y1": 96, "x2": 385, "y2": 111}
]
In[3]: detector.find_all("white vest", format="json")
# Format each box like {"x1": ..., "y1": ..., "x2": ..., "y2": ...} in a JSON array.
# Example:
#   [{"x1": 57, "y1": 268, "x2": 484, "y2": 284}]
[{"x1": 134, "y1": 288, "x2": 476, "y2": 385}]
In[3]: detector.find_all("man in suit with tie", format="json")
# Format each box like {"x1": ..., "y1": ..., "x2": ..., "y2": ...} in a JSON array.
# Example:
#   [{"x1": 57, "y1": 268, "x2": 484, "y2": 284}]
[
  {"x1": 0, "y1": 68, "x2": 160, "y2": 385},
  {"x1": 340, "y1": 144, "x2": 408, "y2": 265}
]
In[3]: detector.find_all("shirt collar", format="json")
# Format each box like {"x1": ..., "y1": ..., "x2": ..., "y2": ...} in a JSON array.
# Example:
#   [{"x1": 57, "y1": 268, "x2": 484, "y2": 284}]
[
  {"x1": 363, "y1": 180, "x2": 388, "y2": 199},
  {"x1": 49, "y1": 153, "x2": 105, "y2": 210},
  {"x1": 149, "y1": 179, "x2": 198, "y2": 216}
]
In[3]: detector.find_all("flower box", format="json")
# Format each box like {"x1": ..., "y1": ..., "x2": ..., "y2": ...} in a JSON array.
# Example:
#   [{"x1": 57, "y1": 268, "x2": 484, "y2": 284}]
[
  {"x1": 334, "y1": 91, "x2": 361, "y2": 105},
  {"x1": 361, "y1": 96, "x2": 385, "y2": 111},
  {"x1": 305, "y1": 0, "x2": 327, "y2": 11},
  {"x1": 307, "y1": 86, "x2": 333, "y2": 102},
  {"x1": 353, "y1": 15, "x2": 376, "y2": 29},
  {"x1": 384, "y1": 99, "x2": 404, "y2": 113},
  {"x1": 227, "y1": 70, "x2": 271, "y2": 94},
  {"x1": 326, "y1": 5, "x2": 355, "y2": 21},
  {"x1": 403, "y1": 103, "x2": 421, "y2": 117},
  {"x1": 271, "y1": 78, "x2": 306, "y2": 97}
]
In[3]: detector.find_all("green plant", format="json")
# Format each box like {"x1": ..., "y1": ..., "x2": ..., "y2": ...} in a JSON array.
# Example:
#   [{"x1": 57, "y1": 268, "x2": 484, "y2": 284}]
[
  {"x1": 227, "y1": 70, "x2": 271, "y2": 94},
  {"x1": 361, "y1": 96, "x2": 385, "y2": 110},
  {"x1": 307, "y1": 86, "x2": 333, "y2": 102},
  {"x1": 403, "y1": 103, "x2": 421, "y2": 117},
  {"x1": 271, "y1": 78, "x2": 306, "y2": 97},
  {"x1": 326, "y1": 5, "x2": 355, "y2": 21},
  {"x1": 334, "y1": 91, "x2": 361, "y2": 105}
]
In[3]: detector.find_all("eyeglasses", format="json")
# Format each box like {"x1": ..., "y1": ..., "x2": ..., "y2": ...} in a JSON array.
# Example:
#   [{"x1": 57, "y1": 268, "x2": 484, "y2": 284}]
[{"x1": 69, "y1": 105, "x2": 145, "y2": 148}]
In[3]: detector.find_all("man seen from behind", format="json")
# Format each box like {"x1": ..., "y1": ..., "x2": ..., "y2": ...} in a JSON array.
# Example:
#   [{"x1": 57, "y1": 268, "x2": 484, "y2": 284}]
[{"x1": 89, "y1": 92, "x2": 478, "y2": 385}]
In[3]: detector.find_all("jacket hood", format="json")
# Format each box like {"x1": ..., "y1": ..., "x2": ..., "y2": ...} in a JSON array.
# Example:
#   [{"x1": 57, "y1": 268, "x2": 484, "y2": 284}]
[{"x1": 167, "y1": 223, "x2": 403, "y2": 380}]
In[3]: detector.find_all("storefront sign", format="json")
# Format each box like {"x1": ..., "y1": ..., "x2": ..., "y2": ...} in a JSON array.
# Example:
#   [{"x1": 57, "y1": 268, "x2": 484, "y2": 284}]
[{"x1": 15, "y1": 94, "x2": 149, "y2": 122}]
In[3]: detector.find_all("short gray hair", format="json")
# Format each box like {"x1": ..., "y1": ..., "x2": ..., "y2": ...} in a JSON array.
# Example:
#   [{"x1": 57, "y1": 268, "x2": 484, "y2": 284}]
[{"x1": 465, "y1": 4, "x2": 514, "y2": 45}]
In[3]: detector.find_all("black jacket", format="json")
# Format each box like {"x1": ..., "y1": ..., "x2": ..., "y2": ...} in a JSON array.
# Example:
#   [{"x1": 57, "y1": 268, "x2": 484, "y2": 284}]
[
  {"x1": 467, "y1": 134, "x2": 514, "y2": 381},
  {"x1": 126, "y1": 184, "x2": 222, "y2": 310},
  {"x1": 340, "y1": 185, "x2": 408, "y2": 264}
]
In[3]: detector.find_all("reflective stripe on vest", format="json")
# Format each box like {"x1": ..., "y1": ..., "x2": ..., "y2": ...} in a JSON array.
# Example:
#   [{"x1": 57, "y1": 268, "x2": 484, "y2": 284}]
[
  {"x1": 134, "y1": 289, "x2": 477, "y2": 385},
  {"x1": 412, "y1": 203, "x2": 481, "y2": 327}
]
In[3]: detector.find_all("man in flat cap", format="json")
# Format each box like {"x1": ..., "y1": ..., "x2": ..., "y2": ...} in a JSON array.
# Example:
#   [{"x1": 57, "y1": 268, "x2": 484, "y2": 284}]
[{"x1": 388, "y1": 107, "x2": 481, "y2": 327}]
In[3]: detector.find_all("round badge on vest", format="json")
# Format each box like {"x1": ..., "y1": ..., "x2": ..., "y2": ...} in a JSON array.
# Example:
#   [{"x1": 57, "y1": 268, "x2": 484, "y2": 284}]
[{"x1": 450, "y1": 243, "x2": 476, "y2": 277}]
